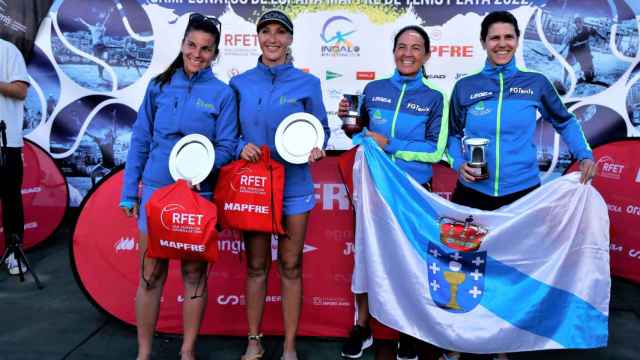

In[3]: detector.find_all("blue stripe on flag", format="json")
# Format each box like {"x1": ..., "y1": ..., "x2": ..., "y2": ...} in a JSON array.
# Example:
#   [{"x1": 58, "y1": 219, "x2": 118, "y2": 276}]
[
  {"x1": 355, "y1": 136, "x2": 608, "y2": 349},
  {"x1": 483, "y1": 259, "x2": 608, "y2": 348}
]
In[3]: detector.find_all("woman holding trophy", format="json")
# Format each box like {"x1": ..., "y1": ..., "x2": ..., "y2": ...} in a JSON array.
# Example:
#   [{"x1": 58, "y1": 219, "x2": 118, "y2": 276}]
[
  {"x1": 338, "y1": 25, "x2": 449, "y2": 360},
  {"x1": 229, "y1": 10, "x2": 330, "y2": 360},
  {"x1": 447, "y1": 10, "x2": 596, "y2": 211},
  {"x1": 119, "y1": 13, "x2": 238, "y2": 360},
  {"x1": 444, "y1": 10, "x2": 596, "y2": 360}
]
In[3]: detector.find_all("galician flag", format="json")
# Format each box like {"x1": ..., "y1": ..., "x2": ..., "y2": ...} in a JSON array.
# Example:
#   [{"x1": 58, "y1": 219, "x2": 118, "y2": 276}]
[{"x1": 351, "y1": 135, "x2": 610, "y2": 353}]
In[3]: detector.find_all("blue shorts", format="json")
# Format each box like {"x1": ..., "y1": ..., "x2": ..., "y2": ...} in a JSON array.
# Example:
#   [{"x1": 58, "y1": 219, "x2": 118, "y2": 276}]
[
  {"x1": 283, "y1": 194, "x2": 316, "y2": 216},
  {"x1": 137, "y1": 185, "x2": 212, "y2": 235}
]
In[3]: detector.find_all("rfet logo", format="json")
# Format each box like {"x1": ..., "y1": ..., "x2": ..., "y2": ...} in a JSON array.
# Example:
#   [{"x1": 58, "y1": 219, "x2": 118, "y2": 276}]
[
  {"x1": 160, "y1": 203, "x2": 204, "y2": 231},
  {"x1": 596, "y1": 155, "x2": 624, "y2": 180},
  {"x1": 230, "y1": 167, "x2": 268, "y2": 196},
  {"x1": 320, "y1": 16, "x2": 360, "y2": 57},
  {"x1": 356, "y1": 71, "x2": 375, "y2": 80},
  {"x1": 223, "y1": 33, "x2": 258, "y2": 47}
]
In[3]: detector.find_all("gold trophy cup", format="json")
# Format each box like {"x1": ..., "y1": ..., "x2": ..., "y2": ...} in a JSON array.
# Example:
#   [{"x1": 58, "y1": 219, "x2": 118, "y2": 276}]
[{"x1": 443, "y1": 261, "x2": 466, "y2": 310}]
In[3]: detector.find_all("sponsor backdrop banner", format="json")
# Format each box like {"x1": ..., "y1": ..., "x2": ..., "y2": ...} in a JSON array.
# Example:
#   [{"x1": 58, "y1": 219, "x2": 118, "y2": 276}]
[
  {"x1": 73, "y1": 156, "x2": 357, "y2": 335},
  {"x1": 0, "y1": 140, "x2": 68, "y2": 250},
  {"x1": 567, "y1": 139, "x2": 640, "y2": 284},
  {"x1": 21, "y1": 0, "x2": 640, "y2": 205}
]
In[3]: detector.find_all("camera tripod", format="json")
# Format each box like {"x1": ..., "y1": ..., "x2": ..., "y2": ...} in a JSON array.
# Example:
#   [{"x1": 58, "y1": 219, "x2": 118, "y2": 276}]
[
  {"x1": 0, "y1": 120, "x2": 43, "y2": 289},
  {"x1": 0, "y1": 234, "x2": 43, "y2": 289}
]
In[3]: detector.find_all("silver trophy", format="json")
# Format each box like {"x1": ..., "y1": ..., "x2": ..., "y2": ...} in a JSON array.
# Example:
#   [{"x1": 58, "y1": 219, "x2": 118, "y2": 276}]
[
  {"x1": 463, "y1": 137, "x2": 489, "y2": 180},
  {"x1": 342, "y1": 93, "x2": 364, "y2": 126}
]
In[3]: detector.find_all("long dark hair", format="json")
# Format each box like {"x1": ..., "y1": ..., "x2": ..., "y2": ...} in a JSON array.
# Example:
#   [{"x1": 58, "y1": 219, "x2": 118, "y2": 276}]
[
  {"x1": 155, "y1": 14, "x2": 221, "y2": 88},
  {"x1": 393, "y1": 25, "x2": 431, "y2": 78}
]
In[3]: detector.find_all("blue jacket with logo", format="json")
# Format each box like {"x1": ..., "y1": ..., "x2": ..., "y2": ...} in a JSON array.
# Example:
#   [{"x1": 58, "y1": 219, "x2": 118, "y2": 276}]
[
  {"x1": 121, "y1": 68, "x2": 238, "y2": 203},
  {"x1": 447, "y1": 58, "x2": 592, "y2": 197},
  {"x1": 230, "y1": 61, "x2": 329, "y2": 198},
  {"x1": 362, "y1": 70, "x2": 448, "y2": 184}
]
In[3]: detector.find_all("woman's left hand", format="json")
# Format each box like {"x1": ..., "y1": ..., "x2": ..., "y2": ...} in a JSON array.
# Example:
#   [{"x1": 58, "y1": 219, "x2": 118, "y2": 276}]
[
  {"x1": 367, "y1": 131, "x2": 389, "y2": 148},
  {"x1": 308, "y1": 147, "x2": 326, "y2": 163},
  {"x1": 579, "y1": 158, "x2": 597, "y2": 184}
]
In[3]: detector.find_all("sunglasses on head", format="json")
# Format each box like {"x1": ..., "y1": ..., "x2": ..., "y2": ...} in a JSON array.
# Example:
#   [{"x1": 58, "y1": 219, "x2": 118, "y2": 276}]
[{"x1": 188, "y1": 13, "x2": 222, "y2": 34}]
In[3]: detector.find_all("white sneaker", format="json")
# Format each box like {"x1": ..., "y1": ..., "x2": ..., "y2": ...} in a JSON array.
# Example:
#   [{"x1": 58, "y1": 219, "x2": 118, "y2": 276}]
[{"x1": 5, "y1": 254, "x2": 27, "y2": 275}]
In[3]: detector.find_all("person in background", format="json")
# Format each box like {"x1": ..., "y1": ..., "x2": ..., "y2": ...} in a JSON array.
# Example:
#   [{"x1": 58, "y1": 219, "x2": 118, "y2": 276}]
[
  {"x1": 0, "y1": 38, "x2": 30, "y2": 275},
  {"x1": 119, "y1": 13, "x2": 237, "y2": 360},
  {"x1": 338, "y1": 25, "x2": 448, "y2": 360},
  {"x1": 230, "y1": 9, "x2": 329, "y2": 360},
  {"x1": 445, "y1": 10, "x2": 596, "y2": 360}
]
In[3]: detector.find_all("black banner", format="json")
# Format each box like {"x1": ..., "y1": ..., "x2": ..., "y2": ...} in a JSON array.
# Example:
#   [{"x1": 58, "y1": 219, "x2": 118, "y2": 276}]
[{"x1": 0, "y1": 0, "x2": 52, "y2": 60}]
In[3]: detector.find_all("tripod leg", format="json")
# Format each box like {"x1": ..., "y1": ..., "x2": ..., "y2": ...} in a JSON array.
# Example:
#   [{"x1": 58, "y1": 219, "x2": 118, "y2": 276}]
[{"x1": 14, "y1": 247, "x2": 43, "y2": 289}]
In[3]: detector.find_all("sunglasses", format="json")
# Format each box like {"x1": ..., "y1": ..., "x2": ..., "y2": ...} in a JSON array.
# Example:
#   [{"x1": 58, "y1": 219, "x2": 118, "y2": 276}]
[{"x1": 189, "y1": 13, "x2": 222, "y2": 34}]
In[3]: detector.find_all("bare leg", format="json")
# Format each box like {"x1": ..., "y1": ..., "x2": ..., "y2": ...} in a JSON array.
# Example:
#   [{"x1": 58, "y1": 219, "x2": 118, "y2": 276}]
[
  {"x1": 135, "y1": 233, "x2": 169, "y2": 360},
  {"x1": 279, "y1": 213, "x2": 309, "y2": 356},
  {"x1": 179, "y1": 259, "x2": 208, "y2": 359},
  {"x1": 243, "y1": 232, "x2": 271, "y2": 358},
  {"x1": 355, "y1": 293, "x2": 369, "y2": 327}
]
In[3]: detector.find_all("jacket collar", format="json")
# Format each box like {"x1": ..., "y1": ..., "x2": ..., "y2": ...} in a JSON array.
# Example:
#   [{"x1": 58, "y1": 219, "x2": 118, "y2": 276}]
[
  {"x1": 390, "y1": 69, "x2": 423, "y2": 91},
  {"x1": 481, "y1": 57, "x2": 518, "y2": 79},
  {"x1": 178, "y1": 67, "x2": 215, "y2": 83},
  {"x1": 256, "y1": 57, "x2": 294, "y2": 78}
]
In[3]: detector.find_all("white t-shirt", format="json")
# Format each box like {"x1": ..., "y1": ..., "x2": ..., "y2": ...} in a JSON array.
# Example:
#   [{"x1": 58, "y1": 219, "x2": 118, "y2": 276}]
[{"x1": 0, "y1": 38, "x2": 30, "y2": 147}]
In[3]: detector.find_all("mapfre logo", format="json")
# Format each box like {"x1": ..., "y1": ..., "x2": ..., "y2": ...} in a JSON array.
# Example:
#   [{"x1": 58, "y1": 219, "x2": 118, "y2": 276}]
[
  {"x1": 596, "y1": 156, "x2": 624, "y2": 180},
  {"x1": 430, "y1": 45, "x2": 473, "y2": 57},
  {"x1": 114, "y1": 237, "x2": 137, "y2": 252},
  {"x1": 320, "y1": 16, "x2": 360, "y2": 57}
]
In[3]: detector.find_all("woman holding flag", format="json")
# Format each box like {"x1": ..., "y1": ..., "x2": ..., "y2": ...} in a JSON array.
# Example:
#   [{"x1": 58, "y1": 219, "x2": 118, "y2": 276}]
[
  {"x1": 444, "y1": 10, "x2": 597, "y2": 360},
  {"x1": 338, "y1": 25, "x2": 449, "y2": 360}
]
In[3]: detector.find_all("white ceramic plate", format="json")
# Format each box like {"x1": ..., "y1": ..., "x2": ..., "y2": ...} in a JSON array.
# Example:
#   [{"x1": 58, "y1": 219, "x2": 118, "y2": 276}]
[
  {"x1": 274, "y1": 112, "x2": 324, "y2": 164},
  {"x1": 168, "y1": 134, "x2": 215, "y2": 185}
]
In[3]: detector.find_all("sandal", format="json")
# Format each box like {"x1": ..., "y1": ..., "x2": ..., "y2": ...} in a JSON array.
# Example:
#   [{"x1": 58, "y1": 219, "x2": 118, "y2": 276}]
[{"x1": 241, "y1": 334, "x2": 265, "y2": 360}]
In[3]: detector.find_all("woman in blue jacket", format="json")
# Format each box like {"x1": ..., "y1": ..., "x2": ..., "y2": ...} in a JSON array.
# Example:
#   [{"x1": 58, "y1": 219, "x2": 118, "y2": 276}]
[
  {"x1": 338, "y1": 25, "x2": 449, "y2": 360},
  {"x1": 119, "y1": 14, "x2": 237, "y2": 360},
  {"x1": 229, "y1": 10, "x2": 329, "y2": 360},
  {"x1": 444, "y1": 11, "x2": 596, "y2": 360}
]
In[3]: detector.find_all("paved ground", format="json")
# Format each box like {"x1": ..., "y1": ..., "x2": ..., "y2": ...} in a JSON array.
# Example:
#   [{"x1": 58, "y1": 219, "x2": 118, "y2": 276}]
[{"x1": 1, "y1": 210, "x2": 639, "y2": 360}]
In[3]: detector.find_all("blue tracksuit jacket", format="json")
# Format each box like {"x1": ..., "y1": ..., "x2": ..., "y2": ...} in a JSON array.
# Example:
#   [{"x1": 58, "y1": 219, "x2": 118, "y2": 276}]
[
  {"x1": 448, "y1": 58, "x2": 592, "y2": 196},
  {"x1": 363, "y1": 70, "x2": 448, "y2": 184},
  {"x1": 121, "y1": 68, "x2": 238, "y2": 203},
  {"x1": 230, "y1": 61, "x2": 329, "y2": 198}
]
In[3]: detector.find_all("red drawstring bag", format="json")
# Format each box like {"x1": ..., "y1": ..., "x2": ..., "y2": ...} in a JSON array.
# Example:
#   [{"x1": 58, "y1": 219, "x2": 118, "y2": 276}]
[
  {"x1": 145, "y1": 179, "x2": 219, "y2": 262},
  {"x1": 214, "y1": 145, "x2": 285, "y2": 235}
]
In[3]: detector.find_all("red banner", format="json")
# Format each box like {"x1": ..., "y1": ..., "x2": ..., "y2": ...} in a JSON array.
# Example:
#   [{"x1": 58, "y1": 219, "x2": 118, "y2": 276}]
[
  {"x1": 72, "y1": 156, "x2": 356, "y2": 335},
  {"x1": 566, "y1": 140, "x2": 640, "y2": 284},
  {"x1": 0, "y1": 140, "x2": 68, "y2": 250}
]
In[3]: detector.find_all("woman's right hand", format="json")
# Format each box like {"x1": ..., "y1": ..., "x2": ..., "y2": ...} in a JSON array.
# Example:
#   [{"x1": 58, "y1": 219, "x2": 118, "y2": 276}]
[
  {"x1": 337, "y1": 98, "x2": 350, "y2": 118},
  {"x1": 459, "y1": 162, "x2": 479, "y2": 183},
  {"x1": 240, "y1": 143, "x2": 262, "y2": 162},
  {"x1": 121, "y1": 203, "x2": 139, "y2": 218}
]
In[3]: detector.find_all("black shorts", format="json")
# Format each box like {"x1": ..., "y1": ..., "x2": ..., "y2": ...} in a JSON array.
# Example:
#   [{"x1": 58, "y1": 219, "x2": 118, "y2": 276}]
[{"x1": 450, "y1": 182, "x2": 540, "y2": 211}]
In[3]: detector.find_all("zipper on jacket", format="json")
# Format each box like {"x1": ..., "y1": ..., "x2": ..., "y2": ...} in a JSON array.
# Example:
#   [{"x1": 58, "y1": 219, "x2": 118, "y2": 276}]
[
  {"x1": 494, "y1": 72, "x2": 504, "y2": 197},
  {"x1": 389, "y1": 83, "x2": 407, "y2": 162}
]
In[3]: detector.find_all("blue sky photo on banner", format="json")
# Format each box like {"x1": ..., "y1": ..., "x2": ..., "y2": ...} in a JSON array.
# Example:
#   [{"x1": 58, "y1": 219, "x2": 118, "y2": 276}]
[{"x1": 20, "y1": 0, "x2": 640, "y2": 205}]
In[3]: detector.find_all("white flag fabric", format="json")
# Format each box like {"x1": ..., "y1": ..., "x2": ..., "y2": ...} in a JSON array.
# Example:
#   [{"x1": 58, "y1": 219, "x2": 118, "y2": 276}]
[{"x1": 351, "y1": 135, "x2": 610, "y2": 353}]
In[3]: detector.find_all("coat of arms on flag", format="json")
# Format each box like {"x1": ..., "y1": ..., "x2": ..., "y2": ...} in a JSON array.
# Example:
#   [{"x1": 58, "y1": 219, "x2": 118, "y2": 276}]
[{"x1": 428, "y1": 216, "x2": 488, "y2": 313}]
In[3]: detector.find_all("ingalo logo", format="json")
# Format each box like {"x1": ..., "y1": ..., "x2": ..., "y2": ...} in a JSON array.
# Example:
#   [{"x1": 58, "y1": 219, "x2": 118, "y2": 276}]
[
  {"x1": 325, "y1": 70, "x2": 342, "y2": 80},
  {"x1": 469, "y1": 101, "x2": 492, "y2": 116},
  {"x1": 320, "y1": 16, "x2": 360, "y2": 57}
]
